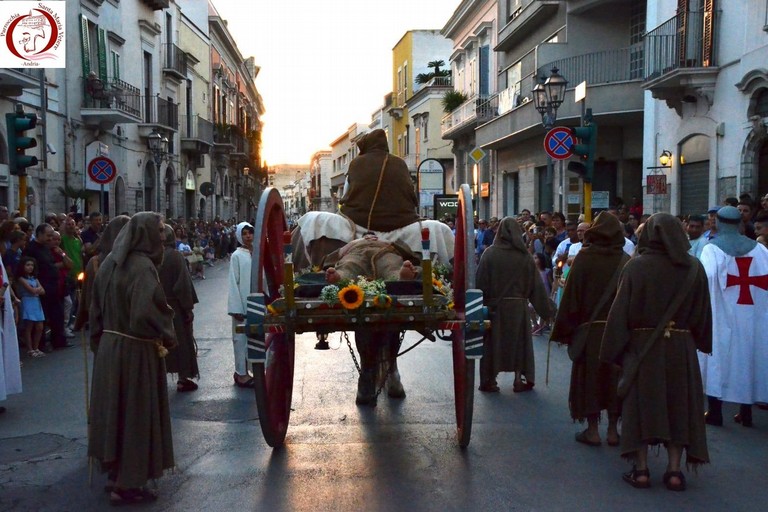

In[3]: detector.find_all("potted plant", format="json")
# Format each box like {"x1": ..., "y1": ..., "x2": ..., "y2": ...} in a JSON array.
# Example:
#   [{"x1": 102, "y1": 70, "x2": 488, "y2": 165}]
[{"x1": 442, "y1": 90, "x2": 469, "y2": 113}]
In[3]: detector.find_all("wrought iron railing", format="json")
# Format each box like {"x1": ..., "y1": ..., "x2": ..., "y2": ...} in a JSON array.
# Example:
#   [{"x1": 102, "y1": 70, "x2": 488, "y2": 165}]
[
  {"x1": 644, "y1": 10, "x2": 718, "y2": 81},
  {"x1": 143, "y1": 95, "x2": 179, "y2": 130},
  {"x1": 163, "y1": 43, "x2": 188, "y2": 76},
  {"x1": 82, "y1": 76, "x2": 142, "y2": 118},
  {"x1": 538, "y1": 47, "x2": 643, "y2": 89},
  {"x1": 440, "y1": 94, "x2": 498, "y2": 135},
  {"x1": 179, "y1": 114, "x2": 214, "y2": 143},
  {"x1": 497, "y1": 71, "x2": 535, "y2": 116}
]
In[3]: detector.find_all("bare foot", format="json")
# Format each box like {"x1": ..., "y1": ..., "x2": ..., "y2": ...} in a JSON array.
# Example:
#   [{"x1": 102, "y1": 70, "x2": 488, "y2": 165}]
[
  {"x1": 399, "y1": 261, "x2": 418, "y2": 280},
  {"x1": 325, "y1": 267, "x2": 341, "y2": 284}
]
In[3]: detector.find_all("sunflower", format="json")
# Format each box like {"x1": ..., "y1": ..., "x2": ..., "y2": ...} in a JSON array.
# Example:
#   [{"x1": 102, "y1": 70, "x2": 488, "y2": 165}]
[
  {"x1": 267, "y1": 304, "x2": 278, "y2": 315},
  {"x1": 338, "y1": 284, "x2": 365, "y2": 310},
  {"x1": 372, "y1": 293, "x2": 392, "y2": 309}
]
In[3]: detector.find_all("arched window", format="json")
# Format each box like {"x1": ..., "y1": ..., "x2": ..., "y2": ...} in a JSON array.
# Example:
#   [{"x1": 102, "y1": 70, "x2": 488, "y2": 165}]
[{"x1": 755, "y1": 89, "x2": 768, "y2": 118}]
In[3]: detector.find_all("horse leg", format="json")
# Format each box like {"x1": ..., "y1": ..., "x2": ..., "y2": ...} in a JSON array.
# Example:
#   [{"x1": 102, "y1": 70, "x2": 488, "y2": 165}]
[
  {"x1": 385, "y1": 332, "x2": 406, "y2": 399},
  {"x1": 354, "y1": 331, "x2": 378, "y2": 406}
]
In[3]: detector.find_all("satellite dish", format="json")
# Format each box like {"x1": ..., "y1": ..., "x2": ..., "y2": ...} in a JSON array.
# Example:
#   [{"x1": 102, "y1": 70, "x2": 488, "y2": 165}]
[{"x1": 200, "y1": 182, "x2": 215, "y2": 197}]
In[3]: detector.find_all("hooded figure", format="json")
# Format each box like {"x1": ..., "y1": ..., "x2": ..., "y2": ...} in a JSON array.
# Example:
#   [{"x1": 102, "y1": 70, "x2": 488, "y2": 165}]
[
  {"x1": 88, "y1": 212, "x2": 176, "y2": 503},
  {"x1": 158, "y1": 224, "x2": 200, "y2": 392},
  {"x1": 699, "y1": 206, "x2": 768, "y2": 427},
  {"x1": 476, "y1": 217, "x2": 551, "y2": 392},
  {"x1": 551, "y1": 212, "x2": 629, "y2": 446},
  {"x1": 74, "y1": 215, "x2": 130, "y2": 334},
  {"x1": 600, "y1": 213, "x2": 712, "y2": 489},
  {"x1": 338, "y1": 129, "x2": 419, "y2": 232},
  {"x1": 227, "y1": 221, "x2": 255, "y2": 387}
]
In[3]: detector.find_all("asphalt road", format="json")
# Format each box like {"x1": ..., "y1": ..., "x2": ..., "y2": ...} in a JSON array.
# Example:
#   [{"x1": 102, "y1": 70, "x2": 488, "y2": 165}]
[{"x1": 1, "y1": 259, "x2": 767, "y2": 511}]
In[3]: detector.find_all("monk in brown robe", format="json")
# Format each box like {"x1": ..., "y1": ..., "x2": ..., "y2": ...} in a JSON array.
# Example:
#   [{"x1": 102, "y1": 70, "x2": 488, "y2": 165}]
[
  {"x1": 323, "y1": 233, "x2": 420, "y2": 283},
  {"x1": 601, "y1": 213, "x2": 712, "y2": 492},
  {"x1": 73, "y1": 215, "x2": 130, "y2": 341},
  {"x1": 476, "y1": 217, "x2": 551, "y2": 392},
  {"x1": 159, "y1": 224, "x2": 199, "y2": 392},
  {"x1": 339, "y1": 129, "x2": 420, "y2": 232},
  {"x1": 551, "y1": 212, "x2": 629, "y2": 447},
  {"x1": 88, "y1": 212, "x2": 176, "y2": 504}
]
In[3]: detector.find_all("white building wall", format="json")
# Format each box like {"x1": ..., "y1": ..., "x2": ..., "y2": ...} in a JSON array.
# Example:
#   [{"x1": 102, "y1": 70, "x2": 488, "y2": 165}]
[{"x1": 646, "y1": 0, "x2": 768, "y2": 214}]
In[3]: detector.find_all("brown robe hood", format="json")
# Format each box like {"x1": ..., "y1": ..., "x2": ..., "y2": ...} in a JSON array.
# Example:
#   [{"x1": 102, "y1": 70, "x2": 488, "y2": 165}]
[
  {"x1": 339, "y1": 129, "x2": 419, "y2": 232},
  {"x1": 637, "y1": 213, "x2": 691, "y2": 266}
]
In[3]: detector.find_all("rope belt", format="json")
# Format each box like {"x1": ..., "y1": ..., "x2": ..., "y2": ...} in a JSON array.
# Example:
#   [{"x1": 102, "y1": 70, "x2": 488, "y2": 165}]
[
  {"x1": 634, "y1": 321, "x2": 690, "y2": 339},
  {"x1": 103, "y1": 329, "x2": 168, "y2": 358}
]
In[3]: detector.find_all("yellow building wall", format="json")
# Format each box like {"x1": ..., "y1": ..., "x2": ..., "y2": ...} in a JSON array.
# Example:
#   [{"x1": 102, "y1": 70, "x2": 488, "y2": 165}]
[{"x1": 391, "y1": 32, "x2": 413, "y2": 157}]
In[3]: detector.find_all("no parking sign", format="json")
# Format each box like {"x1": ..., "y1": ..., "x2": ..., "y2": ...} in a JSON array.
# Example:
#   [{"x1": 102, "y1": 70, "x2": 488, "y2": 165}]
[{"x1": 87, "y1": 156, "x2": 118, "y2": 185}]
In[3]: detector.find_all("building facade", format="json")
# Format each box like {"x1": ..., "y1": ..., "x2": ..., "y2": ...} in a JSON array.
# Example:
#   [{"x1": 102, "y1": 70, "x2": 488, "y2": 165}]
[
  {"x1": 0, "y1": 0, "x2": 263, "y2": 223},
  {"x1": 643, "y1": 0, "x2": 768, "y2": 215}
]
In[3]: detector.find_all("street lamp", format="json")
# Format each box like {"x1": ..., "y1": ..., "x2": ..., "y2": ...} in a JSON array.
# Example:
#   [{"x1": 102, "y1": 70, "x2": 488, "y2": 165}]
[
  {"x1": 147, "y1": 129, "x2": 169, "y2": 167},
  {"x1": 659, "y1": 150, "x2": 672, "y2": 167},
  {"x1": 532, "y1": 67, "x2": 568, "y2": 213}
]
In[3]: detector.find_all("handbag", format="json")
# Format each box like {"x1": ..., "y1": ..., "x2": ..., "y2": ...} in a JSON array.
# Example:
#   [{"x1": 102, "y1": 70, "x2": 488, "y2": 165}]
[{"x1": 566, "y1": 261, "x2": 624, "y2": 361}]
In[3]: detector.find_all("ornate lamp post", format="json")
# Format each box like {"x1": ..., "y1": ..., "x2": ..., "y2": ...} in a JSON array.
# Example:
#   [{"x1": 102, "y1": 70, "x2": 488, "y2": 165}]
[
  {"x1": 147, "y1": 129, "x2": 168, "y2": 212},
  {"x1": 532, "y1": 67, "x2": 568, "y2": 213}
]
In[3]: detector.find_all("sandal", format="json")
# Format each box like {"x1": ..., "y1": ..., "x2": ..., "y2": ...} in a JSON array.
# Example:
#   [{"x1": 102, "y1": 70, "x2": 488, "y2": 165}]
[
  {"x1": 512, "y1": 381, "x2": 534, "y2": 393},
  {"x1": 478, "y1": 383, "x2": 500, "y2": 393},
  {"x1": 233, "y1": 374, "x2": 255, "y2": 388},
  {"x1": 177, "y1": 379, "x2": 199, "y2": 392},
  {"x1": 575, "y1": 429, "x2": 601, "y2": 447},
  {"x1": 109, "y1": 487, "x2": 158, "y2": 506},
  {"x1": 662, "y1": 470, "x2": 686, "y2": 491},
  {"x1": 622, "y1": 466, "x2": 651, "y2": 489}
]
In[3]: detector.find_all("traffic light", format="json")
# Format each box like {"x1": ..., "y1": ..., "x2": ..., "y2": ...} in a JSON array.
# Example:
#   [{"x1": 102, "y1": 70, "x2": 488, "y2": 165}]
[
  {"x1": 6, "y1": 106, "x2": 38, "y2": 176},
  {"x1": 570, "y1": 119, "x2": 597, "y2": 183}
]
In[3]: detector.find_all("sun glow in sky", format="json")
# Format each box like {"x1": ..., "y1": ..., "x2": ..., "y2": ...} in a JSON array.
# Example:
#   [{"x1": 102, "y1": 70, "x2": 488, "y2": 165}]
[{"x1": 213, "y1": 0, "x2": 460, "y2": 166}]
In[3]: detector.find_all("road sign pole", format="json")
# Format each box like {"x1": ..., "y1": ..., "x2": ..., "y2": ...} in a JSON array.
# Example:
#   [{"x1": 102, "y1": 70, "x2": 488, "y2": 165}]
[
  {"x1": 100, "y1": 184, "x2": 105, "y2": 214},
  {"x1": 584, "y1": 182, "x2": 592, "y2": 223},
  {"x1": 19, "y1": 175, "x2": 27, "y2": 218}
]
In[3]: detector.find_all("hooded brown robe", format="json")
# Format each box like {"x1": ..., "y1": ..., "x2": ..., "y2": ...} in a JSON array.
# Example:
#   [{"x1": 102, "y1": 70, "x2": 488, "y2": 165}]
[
  {"x1": 339, "y1": 129, "x2": 420, "y2": 232},
  {"x1": 88, "y1": 212, "x2": 177, "y2": 489},
  {"x1": 600, "y1": 213, "x2": 712, "y2": 466},
  {"x1": 551, "y1": 212, "x2": 629, "y2": 421},
  {"x1": 73, "y1": 215, "x2": 130, "y2": 335},
  {"x1": 476, "y1": 217, "x2": 551, "y2": 385},
  {"x1": 159, "y1": 225, "x2": 199, "y2": 380}
]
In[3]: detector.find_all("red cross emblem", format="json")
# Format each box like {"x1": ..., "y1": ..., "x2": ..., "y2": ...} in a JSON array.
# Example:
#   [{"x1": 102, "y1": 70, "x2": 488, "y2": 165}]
[{"x1": 726, "y1": 257, "x2": 768, "y2": 305}]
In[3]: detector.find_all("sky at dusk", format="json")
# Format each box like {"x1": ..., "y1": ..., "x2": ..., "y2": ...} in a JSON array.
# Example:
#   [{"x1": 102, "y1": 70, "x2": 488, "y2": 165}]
[{"x1": 213, "y1": 0, "x2": 460, "y2": 166}]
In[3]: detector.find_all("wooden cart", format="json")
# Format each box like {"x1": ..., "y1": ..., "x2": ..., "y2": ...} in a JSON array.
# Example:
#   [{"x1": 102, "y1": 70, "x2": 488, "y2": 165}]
[{"x1": 242, "y1": 184, "x2": 488, "y2": 448}]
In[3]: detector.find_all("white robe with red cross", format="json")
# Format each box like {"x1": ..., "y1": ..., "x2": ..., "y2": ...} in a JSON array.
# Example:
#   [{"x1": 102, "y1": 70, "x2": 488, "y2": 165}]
[{"x1": 698, "y1": 243, "x2": 768, "y2": 404}]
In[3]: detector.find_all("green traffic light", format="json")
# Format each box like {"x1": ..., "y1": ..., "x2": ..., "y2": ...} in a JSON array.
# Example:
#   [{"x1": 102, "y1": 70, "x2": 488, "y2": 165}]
[
  {"x1": 5, "y1": 111, "x2": 38, "y2": 176},
  {"x1": 570, "y1": 123, "x2": 597, "y2": 183}
]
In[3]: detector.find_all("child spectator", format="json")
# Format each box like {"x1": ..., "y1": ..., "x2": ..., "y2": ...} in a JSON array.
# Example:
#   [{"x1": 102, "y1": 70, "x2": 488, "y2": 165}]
[{"x1": 17, "y1": 256, "x2": 45, "y2": 357}]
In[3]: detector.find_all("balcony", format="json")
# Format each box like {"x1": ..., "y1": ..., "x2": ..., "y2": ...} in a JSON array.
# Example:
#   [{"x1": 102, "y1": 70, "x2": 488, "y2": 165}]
[
  {"x1": 643, "y1": 10, "x2": 720, "y2": 115},
  {"x1": 496, "y1": 0, "x2": 562, "y2": 52},
  {"x1": 476, "y1": 48, "x2": 644, "y2": 150},
  {"x1": 81, "y1": 76, "x2": 143, "y2": 129},
  {"x1": 0, "y1": 68, "x2": 40, "y2": 97},
  {"x1": 441, "y1": 94, "x2": 498, "y2": 139},
  {"x1": 231, "y1": 131, "x2": 250, "y2": 160},
  {"x1": 139, "y1": 95, "x2": 179, "y2": 135},
  {"x1": 180, "y1": 114, "x2": 213, "y2": 156},
  {"x1": 213, "y1": 124, "x2": 236, "y2": 153},
  {"x1": 141, "y1": 0, "x2": 169, "y2": 10},
  {"x1": 162, "y1": 43, "x2": 188, "y2": 81}
]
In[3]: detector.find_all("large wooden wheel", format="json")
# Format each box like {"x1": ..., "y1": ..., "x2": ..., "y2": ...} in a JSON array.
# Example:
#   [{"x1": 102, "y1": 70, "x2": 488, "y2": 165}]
[
  {"x1": 451, "y1": 184, "x2": 476, "y2": 448},
  {"x1": 251, "y1": 187, "x2": 294, "y2": 447}
]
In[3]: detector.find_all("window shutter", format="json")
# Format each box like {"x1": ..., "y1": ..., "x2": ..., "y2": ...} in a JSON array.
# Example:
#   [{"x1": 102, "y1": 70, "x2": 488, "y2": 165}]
[
  {"x1": 702, "y1": 0, "x2": 714, "y2": 67},
  {"x1": 97, "y1": 28, "x2": 108, "y2": 81},
  {"x1": 80, "y1": 15, "x2": 90, "y2": 77}
]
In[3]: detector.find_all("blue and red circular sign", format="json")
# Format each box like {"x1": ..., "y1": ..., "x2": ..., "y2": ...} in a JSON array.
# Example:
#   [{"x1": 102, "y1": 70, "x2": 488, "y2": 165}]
[
  {"x1": 87, "y1": 156, "x2": 118, "y2": 185},
  {"x1": 543, "y1": 127, "x2": 574, "y2": 160}
]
